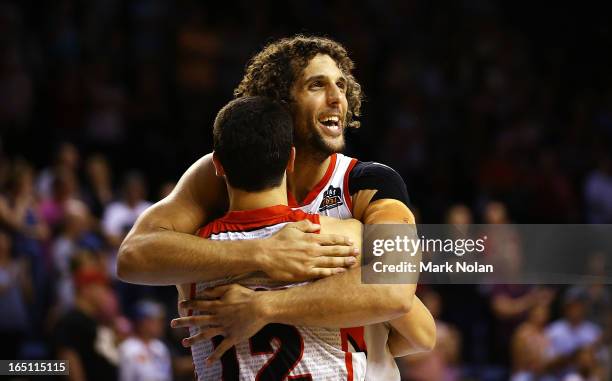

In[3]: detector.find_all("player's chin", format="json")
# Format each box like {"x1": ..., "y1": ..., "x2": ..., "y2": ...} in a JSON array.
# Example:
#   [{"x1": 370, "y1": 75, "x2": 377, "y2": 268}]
[{"x1": 321, "y1": 136, "x2": 345, "y2": 154}]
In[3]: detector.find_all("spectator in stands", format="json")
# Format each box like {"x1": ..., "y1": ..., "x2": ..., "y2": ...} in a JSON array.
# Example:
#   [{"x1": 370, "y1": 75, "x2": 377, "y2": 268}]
[
  {"x1": 544, "y1": 287, "x2": 604, "y2": 380},
  {"x1": 1, "y1": 160, "x2": 49, "y2": 244},
  {"x1": 572, "y1": 252, "x2": 611, "y2": 328},
  {"x1": 1, "y1": 160, "x2": 49, "y2": 332},
  {"x1": 40, "y1": 168, "x2": 80, "y2": 231},
  {"x1": 510, "y1": 299, "x2": 552, "y2": 380},
  {"x1": 102, "y1": 171, "x2": 151, "y2": 248},
  {"x1": 51, "y1": 200, "x2": 95, "y2": 311},
  {"x1": 83, "y1": 153, "x2": 114, "y2": 220},
  {"x1": 584, "y1": 154, "x2": 612, "y2": 223},
  {"x1": 54, "y1": 266, "x2": 119, "y2": 381},
  {"x1": 36, "y1": 142, "x2": 80, "y2": 199},
  {"x1": 0, "y1": 229, "x2": 31, "y2": 359},
  {"x1": 118, "y1": 300, "x2": 172, "y2": 381}
]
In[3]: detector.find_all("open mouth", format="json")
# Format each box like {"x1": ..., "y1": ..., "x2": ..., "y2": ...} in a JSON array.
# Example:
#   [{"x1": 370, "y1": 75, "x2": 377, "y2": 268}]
[{"x1": 318, "y1": 115, "x2": 342, "y2": 137}]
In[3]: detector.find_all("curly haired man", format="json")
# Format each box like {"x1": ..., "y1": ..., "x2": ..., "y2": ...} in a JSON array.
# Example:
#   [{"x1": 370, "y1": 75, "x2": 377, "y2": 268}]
[{"x1": 118, "y1": 35, "x2": 435, "y2": 380}]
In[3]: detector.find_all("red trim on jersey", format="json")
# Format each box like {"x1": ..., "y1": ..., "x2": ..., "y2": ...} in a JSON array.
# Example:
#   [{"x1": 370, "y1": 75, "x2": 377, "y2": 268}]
[
  {"x1": 343, "y1": 158, "x2": 358, "y2": 213},
  {"x1": 287, "y1": 154, "x2": 337, "y2": 207},
  {"x1": 344, "y1": 352, "x2": 354, "y2": 381},
  {"x1": 340, "y1": 326, "x2": 366, "y2": 381},
  {"x1": 199, "y1": 205, "x2": 320, "y2": 238}
]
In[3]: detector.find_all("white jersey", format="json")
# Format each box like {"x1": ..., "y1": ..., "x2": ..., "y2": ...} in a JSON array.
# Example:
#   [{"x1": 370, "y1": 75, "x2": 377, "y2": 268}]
[
  {"x1": 181, "y1": 205, "x2": 367, "y2": 381},
  {"x1": 290, "y1": 153, "x2": 401, "y2": 381}
]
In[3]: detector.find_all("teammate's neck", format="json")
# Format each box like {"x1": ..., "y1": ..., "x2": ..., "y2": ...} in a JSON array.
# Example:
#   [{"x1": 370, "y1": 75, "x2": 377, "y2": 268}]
[
  {"x1": 288, "y1": 151, "x2": 332, "y2": 203},
  {"x1": 227, "y1": 176, "x2": 289, "y2": 212}
]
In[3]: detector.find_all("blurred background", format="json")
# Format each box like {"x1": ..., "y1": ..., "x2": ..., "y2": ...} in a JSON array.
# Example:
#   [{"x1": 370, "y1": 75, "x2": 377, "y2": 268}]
[{"x1": 0, "y1": 1, "x2": 611, "y2": 380}]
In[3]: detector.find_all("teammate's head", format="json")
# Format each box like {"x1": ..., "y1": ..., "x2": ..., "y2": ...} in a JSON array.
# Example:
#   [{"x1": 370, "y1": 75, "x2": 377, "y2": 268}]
[
  {"x1": 213, "y1": 96, "x2": 294, "y2": 192},
  {"x1": 234, "y1": 35, "x2": 363, "y2": 158}
]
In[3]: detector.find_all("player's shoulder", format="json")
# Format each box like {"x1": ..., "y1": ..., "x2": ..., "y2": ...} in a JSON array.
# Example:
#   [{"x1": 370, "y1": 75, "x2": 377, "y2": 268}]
[
  {"x1": 349, "y1": 160, "x2": 401, "y2": 179},
  {"x1": 348, "y1": 160, "x2": 410, "y2": 205},
  {"x1": 165, "y1": 152, "x2": 227, "y2": 218}
]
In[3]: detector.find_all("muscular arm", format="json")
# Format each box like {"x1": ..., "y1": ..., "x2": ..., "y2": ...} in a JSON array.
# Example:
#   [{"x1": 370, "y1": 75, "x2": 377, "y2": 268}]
[
  {"x1": 256, "y1": 215, "x2": 414, "y2": 327},
  {"x1": 175, "y1": 164, "x2": 435, "y2": 360},
  {"x1": 387, "y1": 296, "x2": 436, "y2": 356},
  {"x1": 254, "y1": 164, "x2": 424, "y2": 329},
  {"x1": 178, "y1": 197, "x2": 428, "y2": 360},
  {"x1": 117, "y1": 154, "x2": 257, "y2": 285},
  {"x1": 118, "y1": 154, "x2": 356, "y2": 285},
  {"x1": 361, "y1": 198, "x2": 435, "y2": 356}
]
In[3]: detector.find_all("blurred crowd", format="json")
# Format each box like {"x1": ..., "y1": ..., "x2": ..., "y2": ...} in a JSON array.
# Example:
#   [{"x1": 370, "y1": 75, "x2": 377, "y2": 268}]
[{"x1": 1, "y1": 0, "x2": 612, "y2": 380}]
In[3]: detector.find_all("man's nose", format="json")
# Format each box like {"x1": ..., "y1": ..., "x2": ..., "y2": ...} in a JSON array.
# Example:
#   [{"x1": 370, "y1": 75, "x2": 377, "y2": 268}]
[{"x1": 327, "y1": 84, "x2": 342, "y2": 105}]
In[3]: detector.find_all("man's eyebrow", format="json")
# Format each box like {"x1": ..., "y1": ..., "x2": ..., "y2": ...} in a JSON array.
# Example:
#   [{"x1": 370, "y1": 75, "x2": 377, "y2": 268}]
[{"x1": 304, "y1": 74, "x2": 348, "y2": 84}]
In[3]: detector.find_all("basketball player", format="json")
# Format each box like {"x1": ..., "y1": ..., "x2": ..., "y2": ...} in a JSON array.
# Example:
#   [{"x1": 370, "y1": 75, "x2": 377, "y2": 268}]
[
  {"x1": 177, "y1": 96, "x2": 432, "y2": 380},
  {"x1": 118, "y1": 36, "x2": 435, "y2": 376},
  {"x1": 175, "y1": 96, "x2": 364, "y2": 379}
]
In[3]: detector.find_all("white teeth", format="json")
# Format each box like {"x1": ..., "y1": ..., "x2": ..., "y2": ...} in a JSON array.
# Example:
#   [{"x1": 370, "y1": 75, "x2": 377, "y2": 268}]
[{"x1": 319, "y1": 116, "x2": 340, "y2": 123}]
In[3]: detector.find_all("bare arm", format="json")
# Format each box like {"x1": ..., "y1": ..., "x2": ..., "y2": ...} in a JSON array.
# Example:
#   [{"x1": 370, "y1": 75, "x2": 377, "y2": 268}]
[
  {"x1": 387, "y1": 296, "x2": 436, "y2": 357},
  {"x1": 175, "y1": 200, "x2": 425, "y2": 361},
  {"x1": 256, "y1": 213, "x2": 414, "y2": 327},
  {"x1": 117, "y1": 153, "x2": 356, "y2": 285},
  {"x1": 357, "y1": 198, "x2": 435, "y2": 356},
  {"x1": 117, "y1": 154, "x2": 250, "y2": 284}
]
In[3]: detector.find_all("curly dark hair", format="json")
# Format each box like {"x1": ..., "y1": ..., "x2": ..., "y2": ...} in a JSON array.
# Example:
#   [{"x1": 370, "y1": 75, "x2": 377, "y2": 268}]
[{"x1": 234, "y1": 35, "x2": 363, "y2": 129}]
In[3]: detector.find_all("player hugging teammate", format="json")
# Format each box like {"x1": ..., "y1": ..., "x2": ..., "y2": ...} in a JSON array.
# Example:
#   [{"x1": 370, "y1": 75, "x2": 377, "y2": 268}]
[{"x1": 118, "y1": 35, "x2": 436, "y2": 381}]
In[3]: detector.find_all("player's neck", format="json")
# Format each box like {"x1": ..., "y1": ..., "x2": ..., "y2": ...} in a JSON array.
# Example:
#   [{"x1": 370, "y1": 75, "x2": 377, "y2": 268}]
[
  {"x1": 289, "y1": 152, "x2": 331, "y2": 203},
  {"x1": 227, "y1": 177, "x2": 289, "y2": 212}
]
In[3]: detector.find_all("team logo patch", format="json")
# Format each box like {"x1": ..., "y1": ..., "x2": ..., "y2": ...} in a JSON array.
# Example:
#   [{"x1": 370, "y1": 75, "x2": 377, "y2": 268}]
[{"x1": 319, "y1": 185, "x2": 343, "y2": 212}]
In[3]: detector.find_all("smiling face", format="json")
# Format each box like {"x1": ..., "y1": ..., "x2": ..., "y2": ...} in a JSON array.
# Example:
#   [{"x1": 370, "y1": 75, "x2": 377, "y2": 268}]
[{"x1": 290, "y1": 54, "x2": 349, "y2": 157}]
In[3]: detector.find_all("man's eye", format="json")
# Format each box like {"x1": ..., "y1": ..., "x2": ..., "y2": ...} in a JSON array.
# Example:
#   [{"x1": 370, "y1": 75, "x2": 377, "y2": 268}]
[
  {"x1": 310, "y1": 81, "x2": 323, "y2": 88},
  {"x1": 337, "y1": 82, "x2": 346, "y2": 91}
]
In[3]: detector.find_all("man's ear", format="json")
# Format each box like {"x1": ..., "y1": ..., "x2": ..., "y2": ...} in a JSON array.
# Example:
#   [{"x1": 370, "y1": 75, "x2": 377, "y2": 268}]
[
  {"x1": 286, "y1": 147, "x2": 296, "y2": 174},
  {"x1": 211, "y1": 152, "x2": 225, "y2": 177}
]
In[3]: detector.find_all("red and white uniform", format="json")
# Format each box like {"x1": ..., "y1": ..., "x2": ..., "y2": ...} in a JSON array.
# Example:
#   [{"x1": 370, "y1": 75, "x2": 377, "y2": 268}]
[
  {"x1": 187, "y1": 205, "x2": 367, "y2": 381},
  {"x1": 186, "y1": 153, "x2": 401, "y2": 380},
  {"x1": 289, "y1": 153, "x2": 400, "y2": 381}
]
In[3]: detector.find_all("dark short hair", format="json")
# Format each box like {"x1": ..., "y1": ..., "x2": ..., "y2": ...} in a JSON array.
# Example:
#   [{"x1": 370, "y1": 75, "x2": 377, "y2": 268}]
[
  {"x1": 213, "y1": 96, "x2": 293, "y2": 192},
  {"x1": 234, "y1": 35, "x2": 363, "y2": 129}
]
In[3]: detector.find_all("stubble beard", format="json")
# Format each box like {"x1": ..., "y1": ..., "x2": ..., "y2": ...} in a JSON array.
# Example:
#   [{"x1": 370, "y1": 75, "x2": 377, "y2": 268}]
[{"x1": 295, "y1": 120, "x2": 345, "y2": 162}]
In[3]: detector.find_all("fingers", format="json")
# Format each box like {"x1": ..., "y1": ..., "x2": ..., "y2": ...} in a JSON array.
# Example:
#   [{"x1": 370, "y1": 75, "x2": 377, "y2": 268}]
[
  {"x1": 288, "y1": 219, "x2": 321, "y2": 233},
  {"x1": 315, "y1": 255, "x2": 357, "y2": 269},
  {"x1": 179, "y1": 299, "x2": 219, "y2": 312},
  {"x1": 207, "y1": 338, "x2": 236, "y2": 364},
  {"x1": 315, "y1": 233, "x2": 353, "y2": 246},
  {"x1": 201, "y1": 285, "x2": 233, "y2": 298},
  {"x1": 318, "y1": 245, "x2": 359, "y2": 257},
  {"x1": 312, "y1": 267, "x2": 347, "y2": 278},
  {"x1": 171, "y1": 315, "x2": 217, "y2": 328},
  {"x1": 181, "y1": 327, "x2": 225, "y2": 347}
]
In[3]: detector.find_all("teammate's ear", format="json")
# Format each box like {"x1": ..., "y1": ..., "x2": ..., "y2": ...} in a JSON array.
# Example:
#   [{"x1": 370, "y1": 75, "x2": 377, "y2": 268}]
[
  {"x1": 211, "y1": 152, "x2": 226, "y2": 177},
  {"x1": 286, "y1": 147, "x2": 296, "y2": 173}
]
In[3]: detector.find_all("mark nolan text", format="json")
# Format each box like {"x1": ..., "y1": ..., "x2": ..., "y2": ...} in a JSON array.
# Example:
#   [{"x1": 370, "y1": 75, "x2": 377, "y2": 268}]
[{"x1": 372, "y1": 261, "x2": 494, "y2": 273}]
